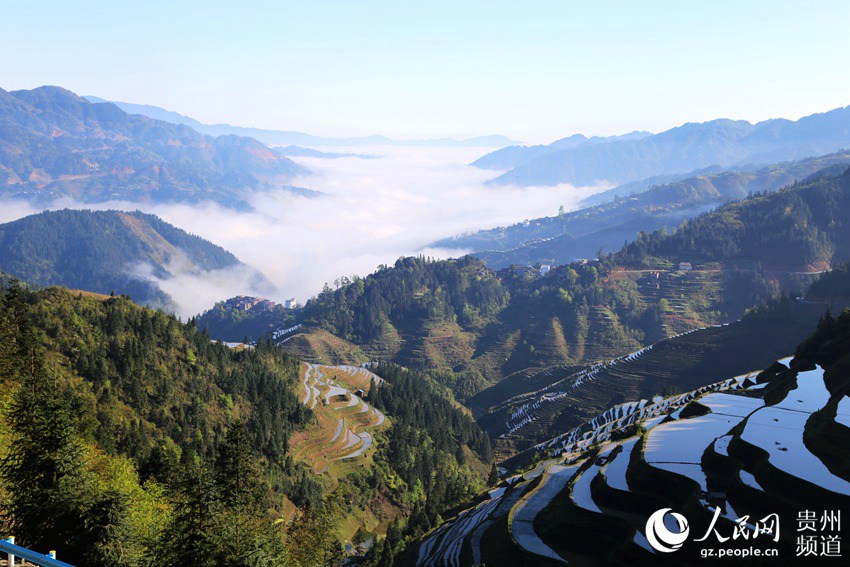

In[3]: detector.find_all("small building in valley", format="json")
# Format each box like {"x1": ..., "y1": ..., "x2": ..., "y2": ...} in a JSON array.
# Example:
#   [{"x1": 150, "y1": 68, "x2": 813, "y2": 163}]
[{"x1": 223, "y1": 295, "x2": 276, "y2": 312}]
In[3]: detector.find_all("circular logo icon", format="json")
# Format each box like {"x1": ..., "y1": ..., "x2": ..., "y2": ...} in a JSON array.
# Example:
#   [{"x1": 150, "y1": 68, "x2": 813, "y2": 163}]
[{"x1": 645, "y1": 508, "x2": 690, "y2": 553}]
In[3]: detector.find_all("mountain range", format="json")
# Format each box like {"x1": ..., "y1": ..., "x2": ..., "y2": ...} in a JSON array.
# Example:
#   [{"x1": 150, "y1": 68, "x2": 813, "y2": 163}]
[
  {"x1": 84, "y1": 96, "x2": 518, "y2": 148},
  {"x1": 438, "y1": 151, "x2": 850, "y2": 268},
  {"x1": 4, "y1": 84, "x2": 850, "y2": 566},
  {"x1": 471, "y1": 131, "x2": 652, "y2": 170},
  {"x1": 480, "y1": 106, "x2": 850, "y2": 187},
  {"x1": 0, "y1": 86, "x2": 311, "y2": 208}
]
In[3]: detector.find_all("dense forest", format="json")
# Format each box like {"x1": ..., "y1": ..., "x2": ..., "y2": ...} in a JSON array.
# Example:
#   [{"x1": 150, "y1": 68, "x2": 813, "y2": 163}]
[
  {"x1": 0, "y1": 282, "x2": 492, "y2": 565},
  {"x1": 616, "y1": 166, "x2": 850, "y2": 269},
  {"x1": 292, "y1": 249, "x2": 779, "y2": 400},
  {"x1": 0, "y1": 282, "x2": 318, "y2": 565},
  {"x1": 304, "y1": 255, "x2": 509, "y2": 344},
  {"x1": 807, "y1": 262, "x2": 850, "y2": 300}
]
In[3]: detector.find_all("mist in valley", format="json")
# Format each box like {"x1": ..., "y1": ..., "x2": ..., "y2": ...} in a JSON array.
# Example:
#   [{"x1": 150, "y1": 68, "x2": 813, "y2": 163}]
[{"x1": 0, "y1": 146, "x2": 608, "y2": 317}]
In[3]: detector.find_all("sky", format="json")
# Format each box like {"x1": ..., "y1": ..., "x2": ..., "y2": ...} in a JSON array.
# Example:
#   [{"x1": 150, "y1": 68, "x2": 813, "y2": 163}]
[{"x1": 2, "y1": 0, "x2": 849, "y2": 142}]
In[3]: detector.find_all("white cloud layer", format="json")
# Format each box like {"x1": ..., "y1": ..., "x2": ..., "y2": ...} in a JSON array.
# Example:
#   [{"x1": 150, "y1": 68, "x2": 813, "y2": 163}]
[{"x1": 0, "y1": 146, "x2": 607, "y2": 317}]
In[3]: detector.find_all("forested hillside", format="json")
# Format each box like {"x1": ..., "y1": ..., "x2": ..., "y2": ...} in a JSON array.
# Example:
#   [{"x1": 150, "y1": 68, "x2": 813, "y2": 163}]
[
  {"x1": 0, "y1": 283, "x2": 492, "y2": 565},
  {"x1": 284, "y1": 254, "x2": 763, "y2": 402},
  {"x1": 0, "y1": 283, "x2": 313, "y2": 565},
  {"x1": 616, "y1": 166, "x2": 850, "y2": 270},
  {"x1": 0, "y1": 209, "x2": 265, "y2": 308},
  {"x1": 304, "y1": 255, "x2": 509, "y2": 345},
  {"x1": 360, "y1": 363, "x2": 494, "y2": 565},
  {"x1": 197, "y1": 296, "x2": 298, "y2": 342}
]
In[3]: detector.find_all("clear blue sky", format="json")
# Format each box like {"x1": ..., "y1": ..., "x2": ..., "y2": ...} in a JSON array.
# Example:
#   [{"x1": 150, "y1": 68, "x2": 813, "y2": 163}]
[{"x1": 1, "y1": 0, "x2": 848, "y2": 142}]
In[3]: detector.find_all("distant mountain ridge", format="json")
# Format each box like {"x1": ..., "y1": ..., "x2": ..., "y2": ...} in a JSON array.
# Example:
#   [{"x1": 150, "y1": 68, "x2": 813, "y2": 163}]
[
  {"x1": 0, "y1": 86, "x2": 311, "y2": 207},
  {"x1": 276, "y1": 145, "x2": 376, "y2": 159},
  {"x1": 0, "y1": 209, "x2": 267, "y2": 307},
  {"x1": 481, "y1": 106, "x2": 850, "y2": 187},
  {"x1": 439, "y1": 151, "x2": 850, "y2": 268},
  {"x1": 84, "y1": 96, "x2": 518, "y2": 148},
  {"x1": 471, "y1": 131, "x2": 652, "y2": 171}
]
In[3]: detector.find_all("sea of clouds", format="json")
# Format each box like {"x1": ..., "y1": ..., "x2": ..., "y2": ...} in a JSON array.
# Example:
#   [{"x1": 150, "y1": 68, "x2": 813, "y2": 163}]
[{"x1": 0, "y1": 146, "x2": 607, "y2": 318}]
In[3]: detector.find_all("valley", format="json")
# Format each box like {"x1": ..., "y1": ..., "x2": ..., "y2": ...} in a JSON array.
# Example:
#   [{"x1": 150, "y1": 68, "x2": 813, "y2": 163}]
[{"x1": 5, "y1": 157, "x2": 850, "y2": 565}]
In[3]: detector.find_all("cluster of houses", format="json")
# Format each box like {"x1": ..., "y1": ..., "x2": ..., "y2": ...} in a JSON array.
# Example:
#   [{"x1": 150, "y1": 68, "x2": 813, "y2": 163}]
[
  {"x1": 222, "y1": 295, "x2": 300, "y2": 312},
  {"x1": 224, "y1": 295, "x2": 276, "y2": 312}
]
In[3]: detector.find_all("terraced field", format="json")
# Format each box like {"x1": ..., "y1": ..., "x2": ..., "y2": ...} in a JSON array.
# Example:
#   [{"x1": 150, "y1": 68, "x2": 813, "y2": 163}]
[
  {"x1": 510, "y1": 462, "x2": 584, "y2": 563},
  {"x1": 627, "y1": 268, "x2": 724, "y2": 326},
  {"x1": 475, "y1": 299, "x2": 826, "y2": 462},
  {"x1": 416, "y1": 463, "x2": 547, "y2": 567},
  {"x1": 420, "y1": 357, "x2": 850, "y2": 564},
  {"x1": 289, "y1": 363, "x2": 389, "y2": 474}
]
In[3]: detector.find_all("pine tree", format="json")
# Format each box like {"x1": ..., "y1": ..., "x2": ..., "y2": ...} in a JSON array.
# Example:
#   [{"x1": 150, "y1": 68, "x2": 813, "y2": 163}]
[
  {"x1": 210, "y1": 421, "x2": 284, "y2": 567},
  {"x1": 0, "y1": 290, "x2": 87, "y2": 558},
  {"x1": 286, "y1": 507, "x2": 343, "y2": 567},
  {"x1": 214, "y1": 421, "x2": 265, "y2": 510},
  {"x1": 488, "y1": 462, "x2": 499, "y2": 485},
  {"x1": 162, "y1": 456, "x2": 220, "y2": 567}
]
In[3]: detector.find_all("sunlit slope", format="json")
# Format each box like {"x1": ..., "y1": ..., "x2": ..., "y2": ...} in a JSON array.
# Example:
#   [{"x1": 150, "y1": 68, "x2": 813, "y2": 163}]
[{"x1": 278, "y1": 258, "x2": 755, "y2": 389}]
